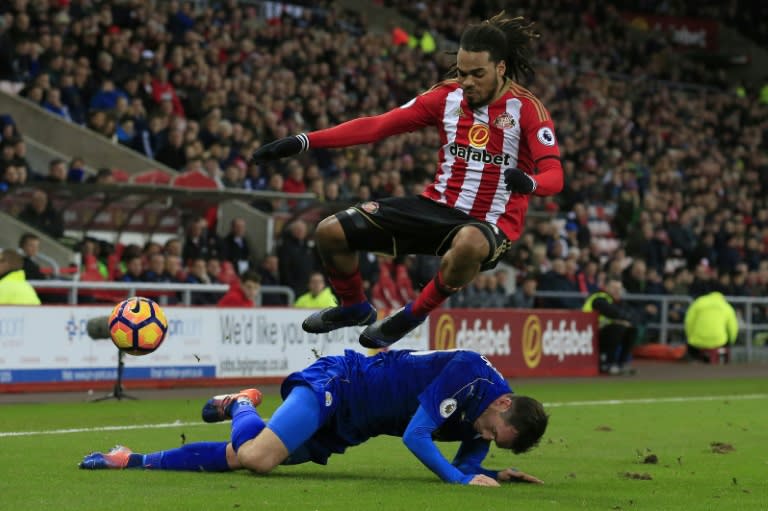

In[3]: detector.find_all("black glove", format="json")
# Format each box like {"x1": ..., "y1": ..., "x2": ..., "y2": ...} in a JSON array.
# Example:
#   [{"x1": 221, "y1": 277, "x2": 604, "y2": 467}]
[
  {"x1": 250, "y1": 134, "x2": 308, "y2": 163},
  {"x1": 504, "y1": 168, "x2": 537, "y2": 194}
]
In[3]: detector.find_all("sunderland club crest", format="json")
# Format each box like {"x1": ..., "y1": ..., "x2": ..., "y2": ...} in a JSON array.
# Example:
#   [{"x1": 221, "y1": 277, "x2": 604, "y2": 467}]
[{"x1": 494, "y1": 112, "x2": 515, "y2": 129}]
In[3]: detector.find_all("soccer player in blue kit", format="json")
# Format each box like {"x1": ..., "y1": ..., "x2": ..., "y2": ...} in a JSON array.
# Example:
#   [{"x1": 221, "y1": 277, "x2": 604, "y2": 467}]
[{"x1": 80, "y1": 349, "x2": 548, "y2": 486}]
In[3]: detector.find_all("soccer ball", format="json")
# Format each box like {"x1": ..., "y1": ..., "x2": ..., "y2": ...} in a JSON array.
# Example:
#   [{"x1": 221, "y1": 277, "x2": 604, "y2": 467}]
[{"x1": 108, "y1": 297, "x2": 168, "y2": 356}]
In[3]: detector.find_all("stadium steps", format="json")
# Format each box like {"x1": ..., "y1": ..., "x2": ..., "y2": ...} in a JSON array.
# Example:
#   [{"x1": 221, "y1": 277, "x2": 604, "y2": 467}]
[
  {"x1": 0, "y1": 90, "x2": 280, "y2": 262},
  {"x1": 0, "y1": 210, "x2": 75, "y2": 271}
]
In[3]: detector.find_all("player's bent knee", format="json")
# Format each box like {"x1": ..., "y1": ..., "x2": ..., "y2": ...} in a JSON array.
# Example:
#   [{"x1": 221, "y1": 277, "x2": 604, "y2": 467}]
[
  {"x1": 236, "y1": 428, "x2": 290, "y2": 474},
  {"x1": 452, "y1": 226, "x2": 491, "y2": 261}
]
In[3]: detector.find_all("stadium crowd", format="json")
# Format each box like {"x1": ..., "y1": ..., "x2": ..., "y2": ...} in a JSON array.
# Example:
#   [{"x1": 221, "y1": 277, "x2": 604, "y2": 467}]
[{"x1": 1, "y1": 0, "x2": 767, "y2": 335}]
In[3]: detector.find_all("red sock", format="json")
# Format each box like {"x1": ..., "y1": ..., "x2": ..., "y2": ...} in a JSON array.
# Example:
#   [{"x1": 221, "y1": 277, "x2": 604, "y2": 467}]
[
  {"x1": 327, "y1": 267, "x2": 367, "y2": 306},
  {"x1": 412, "y1": 271, "x2": 458, "y2": 317}
]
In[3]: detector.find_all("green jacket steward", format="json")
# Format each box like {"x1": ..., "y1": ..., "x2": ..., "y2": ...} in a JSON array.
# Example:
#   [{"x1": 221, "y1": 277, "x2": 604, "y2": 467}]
[
  {"x1": 582, "y1": 291, "x2": 614, "y2": 327},
  {"x1": 294, "y1": 287, "x2": 338, "y2": 309},
  {"x1": 684, "y1": 292, "x2": 738, "y2": 349},
  {"x1": 0, "y1": 269, "x2": 42, "y2": 305}
]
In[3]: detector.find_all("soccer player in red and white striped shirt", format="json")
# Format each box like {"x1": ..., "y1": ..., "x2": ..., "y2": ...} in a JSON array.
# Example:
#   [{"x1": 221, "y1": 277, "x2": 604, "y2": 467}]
[{"x1": 252, "y1": 12, "x2": 563, "y2": 348}]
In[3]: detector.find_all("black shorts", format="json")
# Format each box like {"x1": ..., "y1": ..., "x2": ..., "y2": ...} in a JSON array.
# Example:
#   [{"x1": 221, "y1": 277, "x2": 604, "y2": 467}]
[{"x1": 335, "y1": 196, "x2": 511, "y2": 271}]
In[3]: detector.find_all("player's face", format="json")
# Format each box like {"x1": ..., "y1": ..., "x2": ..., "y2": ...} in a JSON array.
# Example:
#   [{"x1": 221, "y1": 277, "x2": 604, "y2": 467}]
[
  {"x1": 456, "y1": 49, "x2": 505, "y2": 109},
  {"x1": 475, "y1": 399, "x2": 519, "y2": 449}
]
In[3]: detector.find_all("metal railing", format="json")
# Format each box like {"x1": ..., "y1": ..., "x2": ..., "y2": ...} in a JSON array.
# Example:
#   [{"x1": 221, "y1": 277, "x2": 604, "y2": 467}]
[
  {"x1": 28, "y1": 280, "x2": 295, "y2": 307},
  {"x1": 534, "y1": 291, "x2": 768, "y2": 361}
]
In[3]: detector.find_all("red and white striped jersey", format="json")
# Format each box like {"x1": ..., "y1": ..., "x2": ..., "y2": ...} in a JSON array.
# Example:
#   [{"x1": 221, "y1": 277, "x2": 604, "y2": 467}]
[{"x1": 307, "y1": 80, "x2": 563, "y2": 240}]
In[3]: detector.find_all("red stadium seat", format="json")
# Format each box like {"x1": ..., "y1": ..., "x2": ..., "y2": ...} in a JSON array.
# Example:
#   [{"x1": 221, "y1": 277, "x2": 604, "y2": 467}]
[
  {"x1": 132, "y1": 169, "x2": 173, "y2": 185},
  {"x1": 171, "y1": 169, "x2": 219, "y2": 189},
  {"x1": 111, "y1": 169, "x2": 131, "y2": 182}
]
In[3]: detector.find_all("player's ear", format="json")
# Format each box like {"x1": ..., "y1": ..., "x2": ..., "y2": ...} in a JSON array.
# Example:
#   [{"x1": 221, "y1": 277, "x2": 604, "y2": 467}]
[
  {"x1": 496, "y1": 59, "x2": 506, "y2": 78},
  {"x1": 493, "y1": 394, "x2": 514, "y2": 410}
]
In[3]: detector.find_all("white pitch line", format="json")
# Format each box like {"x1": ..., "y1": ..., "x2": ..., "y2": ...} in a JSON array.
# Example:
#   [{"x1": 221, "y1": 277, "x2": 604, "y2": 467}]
[
  {"x1": 543, "y1": 393, "x2": 768, "y2": 408},
  {"x1": 0, "y1": 420, "x2": 212, "y2": 438},
  {"x1": 1, "y1": 394, "x2": 767, "y2": 438}
]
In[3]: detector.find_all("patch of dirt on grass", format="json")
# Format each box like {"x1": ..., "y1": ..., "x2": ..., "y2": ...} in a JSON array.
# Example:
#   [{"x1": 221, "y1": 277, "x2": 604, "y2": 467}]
[
  {"x1": 621, "y1": 472, "x2": 653, "y2": 480},
  {"x1": 710, "y1": 442, "x2": 734, "y2": 454}
]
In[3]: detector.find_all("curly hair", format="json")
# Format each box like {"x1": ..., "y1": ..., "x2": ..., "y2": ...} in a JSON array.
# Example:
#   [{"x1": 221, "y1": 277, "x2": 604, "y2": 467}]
[{"x1": 451, "y1": 11, "x2": 540, "y2": 82}]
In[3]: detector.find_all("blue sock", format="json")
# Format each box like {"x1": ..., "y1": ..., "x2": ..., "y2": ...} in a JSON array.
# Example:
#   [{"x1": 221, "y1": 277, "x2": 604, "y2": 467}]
[
  {"x1": 231, "y1": 399, "x2": 266, "y2": 452},
  {"x1": 141, "y1": 442, "x2": 230, "y2": 471}
]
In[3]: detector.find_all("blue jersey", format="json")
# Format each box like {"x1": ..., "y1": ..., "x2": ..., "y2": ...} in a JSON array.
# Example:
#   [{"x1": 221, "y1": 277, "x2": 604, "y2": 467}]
[{"x1": 281, "y1": 349, "x2": 511, "y2": 461}]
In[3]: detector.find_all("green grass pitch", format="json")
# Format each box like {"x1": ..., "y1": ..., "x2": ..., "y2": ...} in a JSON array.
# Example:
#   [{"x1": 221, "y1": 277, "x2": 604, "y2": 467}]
[{"x1": 1, "y1": 378, "x2": 766, "y2": 511}]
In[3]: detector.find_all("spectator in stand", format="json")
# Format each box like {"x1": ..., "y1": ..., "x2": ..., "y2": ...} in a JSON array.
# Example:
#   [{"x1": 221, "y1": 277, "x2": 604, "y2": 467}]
[
  {"x1": 0, "y1": 249, "x2": 41, "y2": 305},
  {"x1": 42, "y1": 87, "x2": 73, "y2": 122},
  {"x1": 18, "y1": 232, "x2": 45, "y2": 281},
  {"x1": 67, "y1": 156, "x2": 87, "y2": 183},
  {"x1": 243, "y1": 162, "x2": 267, "y2": 191},
  {"x1": 218, "y1": 271, "x2": 261, "y2": 307},
  {"x1": 182, "y1": 216, "x2": 219, "y2": 264},
  {"x1": 79, "y1": 237, "x2": 110, "y2": 280},
  {"x1": 537, "y1": 259, "x2": 581, "y2": 309},
  {"x1": 165, "y1": 255, "x2": 184, "y2": 282},
  {"x1": 221, "y1": 162, "x2": 245, "y2": 189},
  {"x1": 155, "y1": 128, "x2": 187, "y2": 170},
  {"x1": 164, "y1": 238, "x2": 183, "y2": 259},
  {"x1": 509, "y1": 274, "x2": 538, "y2": 309},
  {"x1": 450, "y1": 274, "x2": 490, "y2": 309},
  {"x1": 119, "y1": 254, "x2": 144, "y2": 283},
  {"x1": 19, "y1": 189, "x2": 64, "y2": 239},
  {"x1": 282, "y1": 160, "x2": 306, "y2": 207},
  {"x1": 294, "y1": 272, "x2": 337, "y2": 309},
  {"x1": 257, "y1": 254, "x2": 286, "y2": 306},
  {"x1": 277, "y1": 220, "x2": 316, "y2": 298},
  {"x1": 251, "y1": 173, "x2": 288, "y2": 213},
  {"x1": 142, "y1": 241, "x2": 163, "y2": 259},
  {"x1": 1, "y1": 163, "x2": 20, "y2": 191},
  {"x1": 86, "y1": 167, "x2": 115, "y2": 184},
  {"x1": 371, "y1": 256, "x2": 411, "y2": 311},
  {"x1": 1, "y1": 140, "x2": 16, "y2": 169},
  {"x1": 206, "y1": 258, "x2": 223, "y2": 284},
  {"x1": 186, "y1": 257, "x2": 221, "y2": 305},
  {"x1": 44, "y1": 158, "x2": 67, "y2": 183},
  {"x1": 484, "y1": 271, "x2": 510, "y2": 308},
  {"x1": 582, "y1": 277, "x2": 641, "y2": 375},
  {"x1": 142, "y1": 253, "x2": 169, "y2": 282},
  {"x1": 220, "y1": 218, "x2": 252, "y2": 275}
]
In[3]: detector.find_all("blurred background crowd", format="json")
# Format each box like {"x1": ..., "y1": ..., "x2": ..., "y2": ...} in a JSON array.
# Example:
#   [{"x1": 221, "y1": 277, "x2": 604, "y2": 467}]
[{"x1": 0, "y1": 0, "x2": 767, "y2": 340}]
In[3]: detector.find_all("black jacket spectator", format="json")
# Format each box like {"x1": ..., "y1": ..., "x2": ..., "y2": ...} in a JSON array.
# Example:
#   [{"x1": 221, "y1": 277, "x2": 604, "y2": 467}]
[
  {"x1": 277, "y1": 220, "x2": 316, "y2": 297},
  {"x1": 220, "y1": 218, "x2": 252, "y2": 274},
  {"x1": 19, "y1": 190, "x2": 63, "y2": 239}
]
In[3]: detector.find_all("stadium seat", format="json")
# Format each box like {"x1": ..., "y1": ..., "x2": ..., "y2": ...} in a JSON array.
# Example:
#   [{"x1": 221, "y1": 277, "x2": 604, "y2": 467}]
[
  {"x1": 171, "y1": 169, "x2": 219, "y2": 189},
  {"x1": 110, "y1": 169, "x2": 131, "y2": 183},
  {"x1": 132, "y1": 169, "x2": 173, "y2": 185}
]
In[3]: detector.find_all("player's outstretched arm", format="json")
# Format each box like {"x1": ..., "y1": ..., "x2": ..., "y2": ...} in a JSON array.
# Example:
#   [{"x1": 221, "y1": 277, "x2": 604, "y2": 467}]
[
  {"x1": 251, "y1": 90, "x2": 438, "y2": 164},
  {"x1": 403, "y1": 406, "x2": 479, "y2": 485}
]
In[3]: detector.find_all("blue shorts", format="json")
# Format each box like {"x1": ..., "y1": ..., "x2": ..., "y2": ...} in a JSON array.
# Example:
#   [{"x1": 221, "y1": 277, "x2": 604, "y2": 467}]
[{"x1": 277, "y1": 354, "x2": 354, "y2": 464}]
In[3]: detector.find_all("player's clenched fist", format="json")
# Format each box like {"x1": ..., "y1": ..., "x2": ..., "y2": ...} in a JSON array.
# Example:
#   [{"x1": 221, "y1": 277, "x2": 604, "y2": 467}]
[{"x1": 504, "y1": 168, "x2": 538, "y2": 194}]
